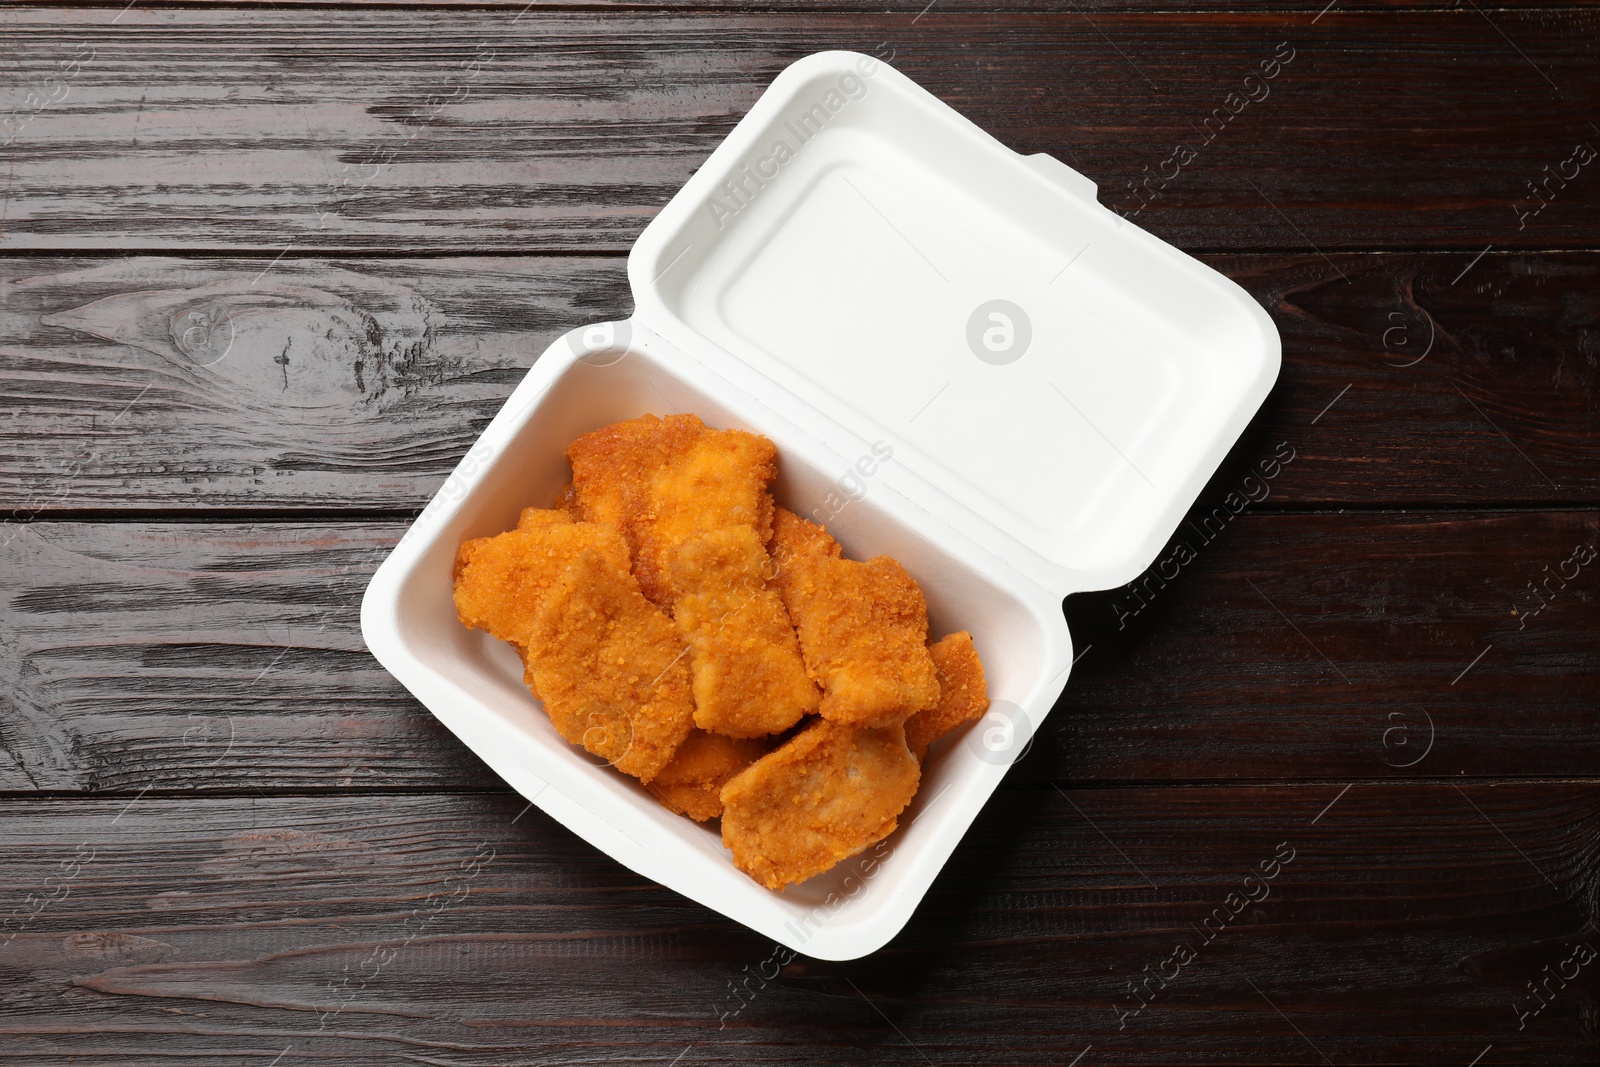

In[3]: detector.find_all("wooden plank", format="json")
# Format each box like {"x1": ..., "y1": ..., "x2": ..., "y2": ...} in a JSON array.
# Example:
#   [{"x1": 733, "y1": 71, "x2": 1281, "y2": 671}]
[
  {"x1": 1, "y1": 513, "x2": 1593, "y2": 793},
  {"x1": 0, "y1": 785, "x2": 1593, "y2": 1063},
  {"x1": 36, "y1": 1, "x2": 1600, "y2": 9},
  {"x1": 0, "y1": 521, "x2": 454, "y2": 793},
  {"x1": 0, "y1": 256, "x2": 624, "y2": 513},
  {"x1": 1200, "y1": 250, "x2": 1600, "y2": 508},
  {"x1": 2, "y1": 252, "x2": 1596, "y2": 514},
  {"x1": 2, "y1": 9, "x2": 1597, "y2": 252},
  {"x1": 1039, "y1": 508, "x2": 1600, "y2": 784}
]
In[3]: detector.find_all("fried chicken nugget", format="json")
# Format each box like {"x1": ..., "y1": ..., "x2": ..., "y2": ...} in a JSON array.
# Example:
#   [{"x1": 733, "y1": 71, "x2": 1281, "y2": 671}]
[
  {"x1": 668, "y1": 527, "x2": 820, "y2": 737},
  {"x1": 566, "y1": 414, "x2": 707, "y2": 607},
  {"x1": 568, "y1": 414, "x2": 779, "y2": 608},
  {"x1": 452, "y1": 516, "x2": 631, "y2": 646},
  {"x1": 719, "y1": 719, "x2": 921, "y2": 890},
  {"x1": 645, "y1": 431, "x2": 803, "y2": 733},
  {"x1": 524, "y1": 549, "x2": 696, "y2": 783},
  {"x1": 905, "y1": 631, "x2": 990, "y2": 761},
  {"x1": 569, "y1": 415, "x2": 812, "y2": 736},
  {"x1": 769, "y1": 504, "x2": 841, "y2": 567},
  {"x1": 648, "y1": 729, "x2": 773, "y2": 822},
  {"x1": 646, "y1": 428, "x2": 777, "y2": 586},
  {"x1": 769, "y1": 508, "x2": 940, "y2": 728}
]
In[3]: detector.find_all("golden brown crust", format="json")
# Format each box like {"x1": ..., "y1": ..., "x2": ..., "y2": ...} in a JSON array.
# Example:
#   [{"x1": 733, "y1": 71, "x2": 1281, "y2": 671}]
[
  {"x1": 768, "y1": 507, "x2": 939, "y2": 727},
  {"x1": 646, "y1": 428, "x2": 778, "y2": 590},
  {"x1": 523, "y1": 549, "x2": 696, "y2": 784},
  {"x1": 647, "y1": 729, "x2": 773, "y2": 821},
  {"x1": 905, "y1": 631, "x2": 990, "y2": 761},
  {"x1": 569, "y1": 415, "x2": 809, "y2": 739},
  {"x1": 719, "y1": 719, "x2": 920, "y2": 890},
  {"x1": 566, "y1": 413, "x2": 707, "y2": 607},
  {"x1": 452, "y1": 522, "x2": 632, "y2": 646},
  {"x1": 458, "y1": 426, "x2": 976, "y2": 892},
  {"x1": 667, "y1": 528, "x2": 819, "y2": 737},
  {"x1": 551, "y1": 481, "x2": 581, "y2": 518},
  {"x1": 518, "y1": 505, "x2": 574, "y2": 530},
  {"x1": 568, "y1": 414, "x2": 780, "y2": 610},
  {"x1": 769, "y1": 506, "x2": 842, "y2": 573}
]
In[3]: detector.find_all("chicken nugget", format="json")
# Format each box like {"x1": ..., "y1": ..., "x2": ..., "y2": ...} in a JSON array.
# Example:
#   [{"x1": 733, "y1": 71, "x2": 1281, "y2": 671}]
[
  {"x1": 569, "y1": 414, "x2": 779, "y2": 609},
  {"x1": 648, "y1": 729, "x2": 773, "y2": 822},
  {"x1": 524, "y1": 549, "x2": 695, "y2": 783},
  {"x1": 570, "y1": 416, "x2": 805, "y2": 732},
  {"x1": 668, "y1": 527, "x2": 819, "y2": 737},
  {"x1": 769, "y1": 505, "x2": 841, "y2": 571},
  {"x1": 719, "y1": 719, "x2": 920, "y2": 890},
  {"x1": 566, "y1": 414, "x2": 706, "y2": 606},
  {"x1": 645, "y1": 428, "x2": 777, "y2": 588},
  {"x1": 452, "y1": 521, "x2": 631, "y2": 646},
  {"x1": 905, "y1": 631, "x2": 990, "y2": 761},
  {"x1": 768, "y1": 510, "x2": 939, "y2": 727}
]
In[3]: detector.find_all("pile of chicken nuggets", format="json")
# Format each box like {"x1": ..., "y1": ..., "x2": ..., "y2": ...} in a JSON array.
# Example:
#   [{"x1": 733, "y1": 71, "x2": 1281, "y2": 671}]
[{"x1": 452, "y1": 414, "x2": 989, "y2": 890}]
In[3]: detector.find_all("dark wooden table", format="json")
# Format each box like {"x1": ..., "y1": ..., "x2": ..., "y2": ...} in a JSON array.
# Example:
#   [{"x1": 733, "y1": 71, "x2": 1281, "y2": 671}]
[{"x1": 2, "y1": 3, "x2": 1597, "y2": 1064}]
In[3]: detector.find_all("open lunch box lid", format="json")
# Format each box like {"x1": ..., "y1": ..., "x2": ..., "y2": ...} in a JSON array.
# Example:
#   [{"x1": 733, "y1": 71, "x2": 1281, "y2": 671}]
[
  {"x1": 361, "y1": 50, "x2": 1282, "y2": 961},
  {"x1": 629, "y1": 51, "x2": 1281, "y2": 596}
]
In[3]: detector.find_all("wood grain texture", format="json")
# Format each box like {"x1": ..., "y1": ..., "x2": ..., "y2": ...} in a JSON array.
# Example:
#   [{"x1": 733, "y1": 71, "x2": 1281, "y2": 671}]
[
  {"x1": 4, "y1": 5, "x2": 1598, "y2": 1062},
  {"x1": 0, "y1": 520, "x2": 453, "y2": 793},
  {"x1": 3, "y1": 252, "x2": 1596, "y2": 514},
  {"x1": 1201, "y1": 250, "x2": 1600, "y2": 508},
  {"x1": 2, "y1": 9, "x2": 1596, "y2": 252},
  {"x1": 0, "y1": 256, "x2": 626, "y2": 514},
  {"x1": 1, "y1": 513, "x2": 1592, "y2": 793},
  {"x1": 35, "y1": 1, "x2": 1600, "y2": 9},
  {"x1": 0, "y1": 786, "x2": 1594, "y2": 1064},
  {"x1": 1048, "y1": 508, "x2": 1600, "y2": 784}
]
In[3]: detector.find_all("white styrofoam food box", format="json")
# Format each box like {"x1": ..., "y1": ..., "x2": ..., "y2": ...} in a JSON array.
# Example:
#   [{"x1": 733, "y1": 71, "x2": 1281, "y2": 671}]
[{"x1": 361, "y1": 51, "x2": 1280, "y2": 960}]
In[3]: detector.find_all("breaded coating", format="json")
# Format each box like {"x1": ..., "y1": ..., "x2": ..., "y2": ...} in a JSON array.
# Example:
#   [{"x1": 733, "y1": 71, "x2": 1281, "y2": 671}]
[
  {"x1": 905, "y1": 631, "x2": 990, "y2": 761},
  {"x1": 769, "y1": 505, "x2": 841, "y2": 571},
  {"x1": 768, "y1": 509, "x2": 939, "y2": 728},
  {"x1": 452, "y1": 520, "x2": 631, "y2": 646},
  {"x1": 719, "y1": 719, "x2": 921, "y2": 890},
  {"x1": 455, "y1": 419, "x2": 984, "y2": 892},
  {"x1": 667, "y1": 528, "x2": 820, "y2": 737},
  {"x1": 566, "y1": 414, "x2": 706, "y2": 607},
  {"x1": 647, "y1": 729, "x2": 772, "y2": 822},
  {"x1": 551, "y1": 482, "x2": 581, "y2": 518},
  {"x1": 523, "y1": 549, "x2": 695, "y2": 783},
  {"x1": 518, "y1": 505, "x2": 573, "y2": 530},
  {"x1": 568, "y1": 414, "x2": 778, "y2": 609},
  {"x1": 569, "y1": 414, "x2": 806, "y2": 734},
  {"x1": 645, "y1": 428, "x2": 777, "y2": 594},
  {"x1": 453, "y1": 509, "x2": 692, "y2": 780}
]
